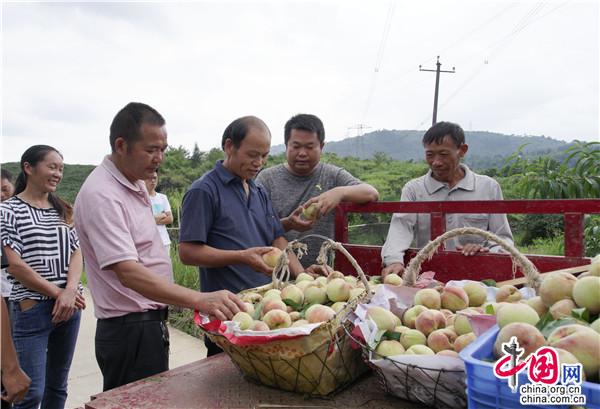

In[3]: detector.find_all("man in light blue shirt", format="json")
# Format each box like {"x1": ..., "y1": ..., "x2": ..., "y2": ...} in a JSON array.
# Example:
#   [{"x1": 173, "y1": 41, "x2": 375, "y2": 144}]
[{"x1": 381, "y1": 121, "x2": 513, "y2": 277}]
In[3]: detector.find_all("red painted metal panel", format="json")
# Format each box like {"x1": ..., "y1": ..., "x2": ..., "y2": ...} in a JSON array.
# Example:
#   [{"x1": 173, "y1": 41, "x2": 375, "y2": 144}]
[
  {"x1": 334, "y1": 245, "x2": 591, "y2": 282},
  {"x1": 337, "y1": 199, "x2": 600, "y2": 214},
  {"x1": 564, "y1": 213, "x2": 585, "y2": 257},
  {"x1": 332, "y1": 199, "x2": 598, "y2": 281}
]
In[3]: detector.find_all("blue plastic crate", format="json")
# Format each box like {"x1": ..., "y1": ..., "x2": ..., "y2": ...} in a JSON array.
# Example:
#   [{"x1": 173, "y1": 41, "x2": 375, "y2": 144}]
[{"x1": 459, "y1": 325, "x2": 599, "y2": 409}]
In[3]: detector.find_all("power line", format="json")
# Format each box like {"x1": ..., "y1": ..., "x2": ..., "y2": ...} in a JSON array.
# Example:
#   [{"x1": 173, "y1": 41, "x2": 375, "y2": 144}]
[{"x1": 361, "y1": 0, "x2": 396, "y2": 122}]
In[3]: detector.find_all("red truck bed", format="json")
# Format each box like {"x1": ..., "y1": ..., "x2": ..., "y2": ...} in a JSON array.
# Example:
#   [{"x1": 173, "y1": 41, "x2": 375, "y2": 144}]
[{"x1": 333, "y1": 199, "x2": 600, "y2": 281}]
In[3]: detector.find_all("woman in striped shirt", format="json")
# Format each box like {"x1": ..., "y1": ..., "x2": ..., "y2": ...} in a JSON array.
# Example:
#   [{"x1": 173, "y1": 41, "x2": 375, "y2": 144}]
[{"x1": 1, "y1": 145, "x2": 85, "y2": 409}]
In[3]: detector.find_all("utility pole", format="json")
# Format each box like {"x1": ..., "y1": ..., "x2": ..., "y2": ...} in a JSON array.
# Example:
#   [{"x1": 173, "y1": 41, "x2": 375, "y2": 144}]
[
  {"x1": 419, "y1": 56, "x2": 455, "y2": 126},
  {"x1": 347, "y1": 124, "x2": 372, "y2": 158}
]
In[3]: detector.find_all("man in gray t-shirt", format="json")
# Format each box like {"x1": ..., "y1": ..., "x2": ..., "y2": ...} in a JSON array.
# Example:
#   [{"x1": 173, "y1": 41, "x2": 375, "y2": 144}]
[{"x1": 256, "y1": 114, "x2": 379, "y2": 268}]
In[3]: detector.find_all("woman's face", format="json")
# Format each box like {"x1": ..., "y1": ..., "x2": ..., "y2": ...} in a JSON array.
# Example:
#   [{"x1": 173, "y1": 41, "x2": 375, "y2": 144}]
[
  {"x1": 1, "y1": 177, "x2": 14, "y2": 201},
  {"x1": 24, "y1": 150, "x2": 64, "y2": 193}
]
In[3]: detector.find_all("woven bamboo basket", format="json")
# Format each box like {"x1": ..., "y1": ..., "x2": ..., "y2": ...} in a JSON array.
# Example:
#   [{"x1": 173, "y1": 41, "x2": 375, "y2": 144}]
[
  {"x1": 198, "y1": 237, "x2": 372, "y2": 396},
  {"x1": 349, "y1": 227, "x2": 541, "y2": 409}
]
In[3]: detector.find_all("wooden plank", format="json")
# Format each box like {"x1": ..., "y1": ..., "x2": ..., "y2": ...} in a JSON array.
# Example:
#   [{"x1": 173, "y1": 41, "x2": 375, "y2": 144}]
[{"x1": 497, "y1": 264, "x2": 590, "y2": 287}]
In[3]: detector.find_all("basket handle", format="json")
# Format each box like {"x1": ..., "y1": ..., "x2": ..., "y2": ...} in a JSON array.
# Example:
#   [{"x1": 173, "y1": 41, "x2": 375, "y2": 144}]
[
  {"x1": 272, "y1": 234, "x2": 372, "y2": 298},
  {"x1": 401, "y1": 227, "x2": 541, "y2": 292}
]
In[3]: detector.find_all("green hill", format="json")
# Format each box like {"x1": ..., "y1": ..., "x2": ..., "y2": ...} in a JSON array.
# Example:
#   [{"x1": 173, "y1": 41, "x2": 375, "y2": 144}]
[
  {"x1": 271, "y1": 130, "x2": 574, "y2": 169},
  {"x1": 1, "y1": 162, "x2": 95, "y2": 204}
]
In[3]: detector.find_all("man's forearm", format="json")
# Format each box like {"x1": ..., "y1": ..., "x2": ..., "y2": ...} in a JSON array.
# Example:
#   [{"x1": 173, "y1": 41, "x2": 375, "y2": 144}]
[
  {"x1": 113, "y1": 260, "x2": 201, "y2": 309},
  {"x1": 179, "y1": 242, "x2": 242, "y2": 268},
  {"x1": 335, "y1": 184, "x2": 379, "y2": 204}
]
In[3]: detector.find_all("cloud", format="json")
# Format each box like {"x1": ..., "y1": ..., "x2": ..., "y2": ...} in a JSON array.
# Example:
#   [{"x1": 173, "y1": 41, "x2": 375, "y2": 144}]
[{"x1": 1, "y1": 1, "x2": 598, "y2": 165}]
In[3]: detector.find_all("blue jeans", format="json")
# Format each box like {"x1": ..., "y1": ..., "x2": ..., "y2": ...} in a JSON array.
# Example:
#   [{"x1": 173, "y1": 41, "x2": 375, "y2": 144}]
[{"x1": 10, "y1": 300, "x2": 81, "y2": 409}]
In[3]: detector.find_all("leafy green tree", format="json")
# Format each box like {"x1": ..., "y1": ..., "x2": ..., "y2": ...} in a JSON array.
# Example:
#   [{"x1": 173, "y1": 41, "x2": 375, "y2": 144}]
[{"x1": 504, "y1": 141, "x2": 600, "y2": 199}]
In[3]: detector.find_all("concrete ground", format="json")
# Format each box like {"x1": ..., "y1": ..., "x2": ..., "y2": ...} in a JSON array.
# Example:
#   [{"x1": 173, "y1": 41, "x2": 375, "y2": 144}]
[{"x1": 66, "y1": 288, "x2": 207, "y2": 409}]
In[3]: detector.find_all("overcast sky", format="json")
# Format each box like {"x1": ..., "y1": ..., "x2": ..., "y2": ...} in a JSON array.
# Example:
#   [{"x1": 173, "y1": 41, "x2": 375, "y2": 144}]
[{"x1": 2, "y1": 1, "x2": 598, "y2": 165}]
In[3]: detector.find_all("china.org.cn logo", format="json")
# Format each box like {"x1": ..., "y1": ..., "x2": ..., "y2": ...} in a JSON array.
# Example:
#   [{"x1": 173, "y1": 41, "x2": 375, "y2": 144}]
[{"x1": 493, "y1": 336, "x2": 586, "y2": 406}]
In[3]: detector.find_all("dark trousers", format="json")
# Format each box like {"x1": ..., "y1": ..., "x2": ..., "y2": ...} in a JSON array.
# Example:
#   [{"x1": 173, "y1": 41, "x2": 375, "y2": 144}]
[
  {"x1": 204, "y1": 337, "x2": 223, "y2": 357},
  {"x1": 95, "y1": 309, "x2": 169, "y2": 391}
]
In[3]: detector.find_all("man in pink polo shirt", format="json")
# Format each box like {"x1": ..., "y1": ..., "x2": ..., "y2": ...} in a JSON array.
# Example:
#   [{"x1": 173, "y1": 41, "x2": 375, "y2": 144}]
[{"x1": 74, "y1": 102, "x2": 245, "y2": 391}]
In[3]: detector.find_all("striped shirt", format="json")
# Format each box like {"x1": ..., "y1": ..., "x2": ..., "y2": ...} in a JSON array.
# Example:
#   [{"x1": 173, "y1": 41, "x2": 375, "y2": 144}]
[{"x1": 0, "y1": 196, "x2": 81, "y2": 302}]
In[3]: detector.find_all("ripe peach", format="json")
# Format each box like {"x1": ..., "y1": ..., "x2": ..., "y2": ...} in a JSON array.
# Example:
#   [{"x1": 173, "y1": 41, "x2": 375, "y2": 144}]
[
  {"x1": 250, "y1": 320, "x2": 270, "y2": 331},
  {"x1": 331, "y1": 302, "x2": 347, "y2": 313},
  {"x1": 549, "y1": 299, "x2": 577, "y2": 320},
  {"x1": 367, "y1": 306, "x2": 398, "y2": 332},
  {"x1": 349, "y1": 287, "x2": 366, "y2": 300},
  {"x1": 375, "y1": 340, "x2": 405, "y2": 357},
  {"x1": 295, "y1": 280, "x2": 313, "y2": 292},
  {"x1": 344, "y1": 275, "x2": 358, "y2": 285},
  {"x1": 414, "y1": 289, "x2": 442, "y2": 310},
  {"x1": 496, "y1": 303, "x2": 540, "y2": 328},
  {"x1": 291, "y1": 319, "x2": 309, "y2": 327},
  {"x1": 289, "y1": 311, "x2": 301, "y2": 321},
  {"x1": 393, "y1": 325, "x2": 410, "y2": 335},
  {"x1": 305, "y1": 304, "x2": 336, "y2": 324},
  {"x1": 526, "y1": 296, "x2": 548, "y2": 317},
  {"x1": 315, "y1": 276, "x2": 327, "y2": 287},
  {"x1": 303, "y1": 285, "x2": 328, "y2": 305},
  {"x1": 302, "y1": 203, "x2": 320, "y2": 220},
  {"x1": 554, "y1": 348, "x2": 586, "y2": 381},
  {"x1": 463, "y1": 282, "x2": 488, "y2": 307},
  {"x1": 437, "y1": 350, "x2": 460, "y2": 358},
  {"x1": 280, "y1": 285, "x2": 304, "y2": 306},
  {"x1": 539, "y1": 272, "x2": 577, "y2": 307},
  {"x1": 232, "y1": 312, "x2": 254, "y2": 330},
  {"x1": 493, "y1": 322, "x2": 546, "y2": 359},
  {"x1": 262, "y1": 247, "x2": 283, "y2": 268},
  {"x1": 405, "y1": 345, "x2": 435, "y2": 355},
  {"x1": 454, "y1": 314, "x2": 474, "y2": 335},
  {"x1": 262, "y1": 309, "x2": 292, "y2": 329},
  {"x1": 326, "y1": 270, "x2": 345, "y2": 282},
  {"x1": 295, "y1": 272, "x2": 315, "y2": 282},
  {"x1": 383, "y1": 273, "x2": 403, "y2": 286},
  {"x1": 403, "y1": 305, "x2": 428, "y2": 329},
  {"x1": 243, "y1": 302, "x2": 255, "y2": 315},
  {"x1": 415, "y1": 309, "x2": 446, "y2": 336},
  {"x1": 454, "y1": 332, "x2": 477, "y2": 352},
  {"x1": 427, "y1": 328, "x2": 457, "y2": 353},
  {"x1": 572, "y1": 276, "x2": 600, "y2": 314},
  {"x1": 261, "y1": 299, "x2": 287, "y2": 317},
  {"x1": 591, "y1": 318, "x2": 600, "y2": 334},
  {"x1": 441, "y1": 287, "x2": 469, "y2": 312},
  {"x1": 326, "y1": 278, "x2": 352, "y2": 302},
  {"x1": 400, "y1": 329, "x2": 427, "y2": 349},
  {"x1": 495, "y1": 285, "x2": 522, "y2": 303},
  {"x1": 263, "y1": 289, "x2": 282, "y2": 301},
  {"x1": 547, "y1": 324, "x2": 600, "y2": 379}
]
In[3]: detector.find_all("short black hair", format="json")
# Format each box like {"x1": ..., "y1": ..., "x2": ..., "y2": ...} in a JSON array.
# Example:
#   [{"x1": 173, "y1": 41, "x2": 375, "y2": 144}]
[
  {"x1": 221, "y1": 116, "x2": 270, "y2": 149},
  {"x1": 422, "y1": 121, "x2": 465, "y2": 148},
  {"x1": 109, "y1": 102, "x2": 165, "y2": 152},
  {"x1": 1, "y1": 168, "x2": 12, "y2": 181},
  {"x1": 284, "y1": 114, "x2": 325, "y2": 145}
]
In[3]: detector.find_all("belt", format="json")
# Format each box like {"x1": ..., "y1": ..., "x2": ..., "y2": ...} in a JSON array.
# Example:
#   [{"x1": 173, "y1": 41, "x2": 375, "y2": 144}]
[{"x1": 101, "y1": 308, "x2": 168, "y2": 324}]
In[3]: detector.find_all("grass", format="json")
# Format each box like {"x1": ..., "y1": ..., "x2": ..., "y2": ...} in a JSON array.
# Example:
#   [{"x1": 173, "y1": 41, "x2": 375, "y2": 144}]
[{"x1": 168, "y1": 243, "x2": 203, "y2": 338}]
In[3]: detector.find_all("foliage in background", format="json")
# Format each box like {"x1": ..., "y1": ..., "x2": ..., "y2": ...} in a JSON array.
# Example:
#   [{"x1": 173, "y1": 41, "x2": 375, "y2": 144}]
[{"x1": 502, "y1": 141, "x2": 600, "y2": 199}]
